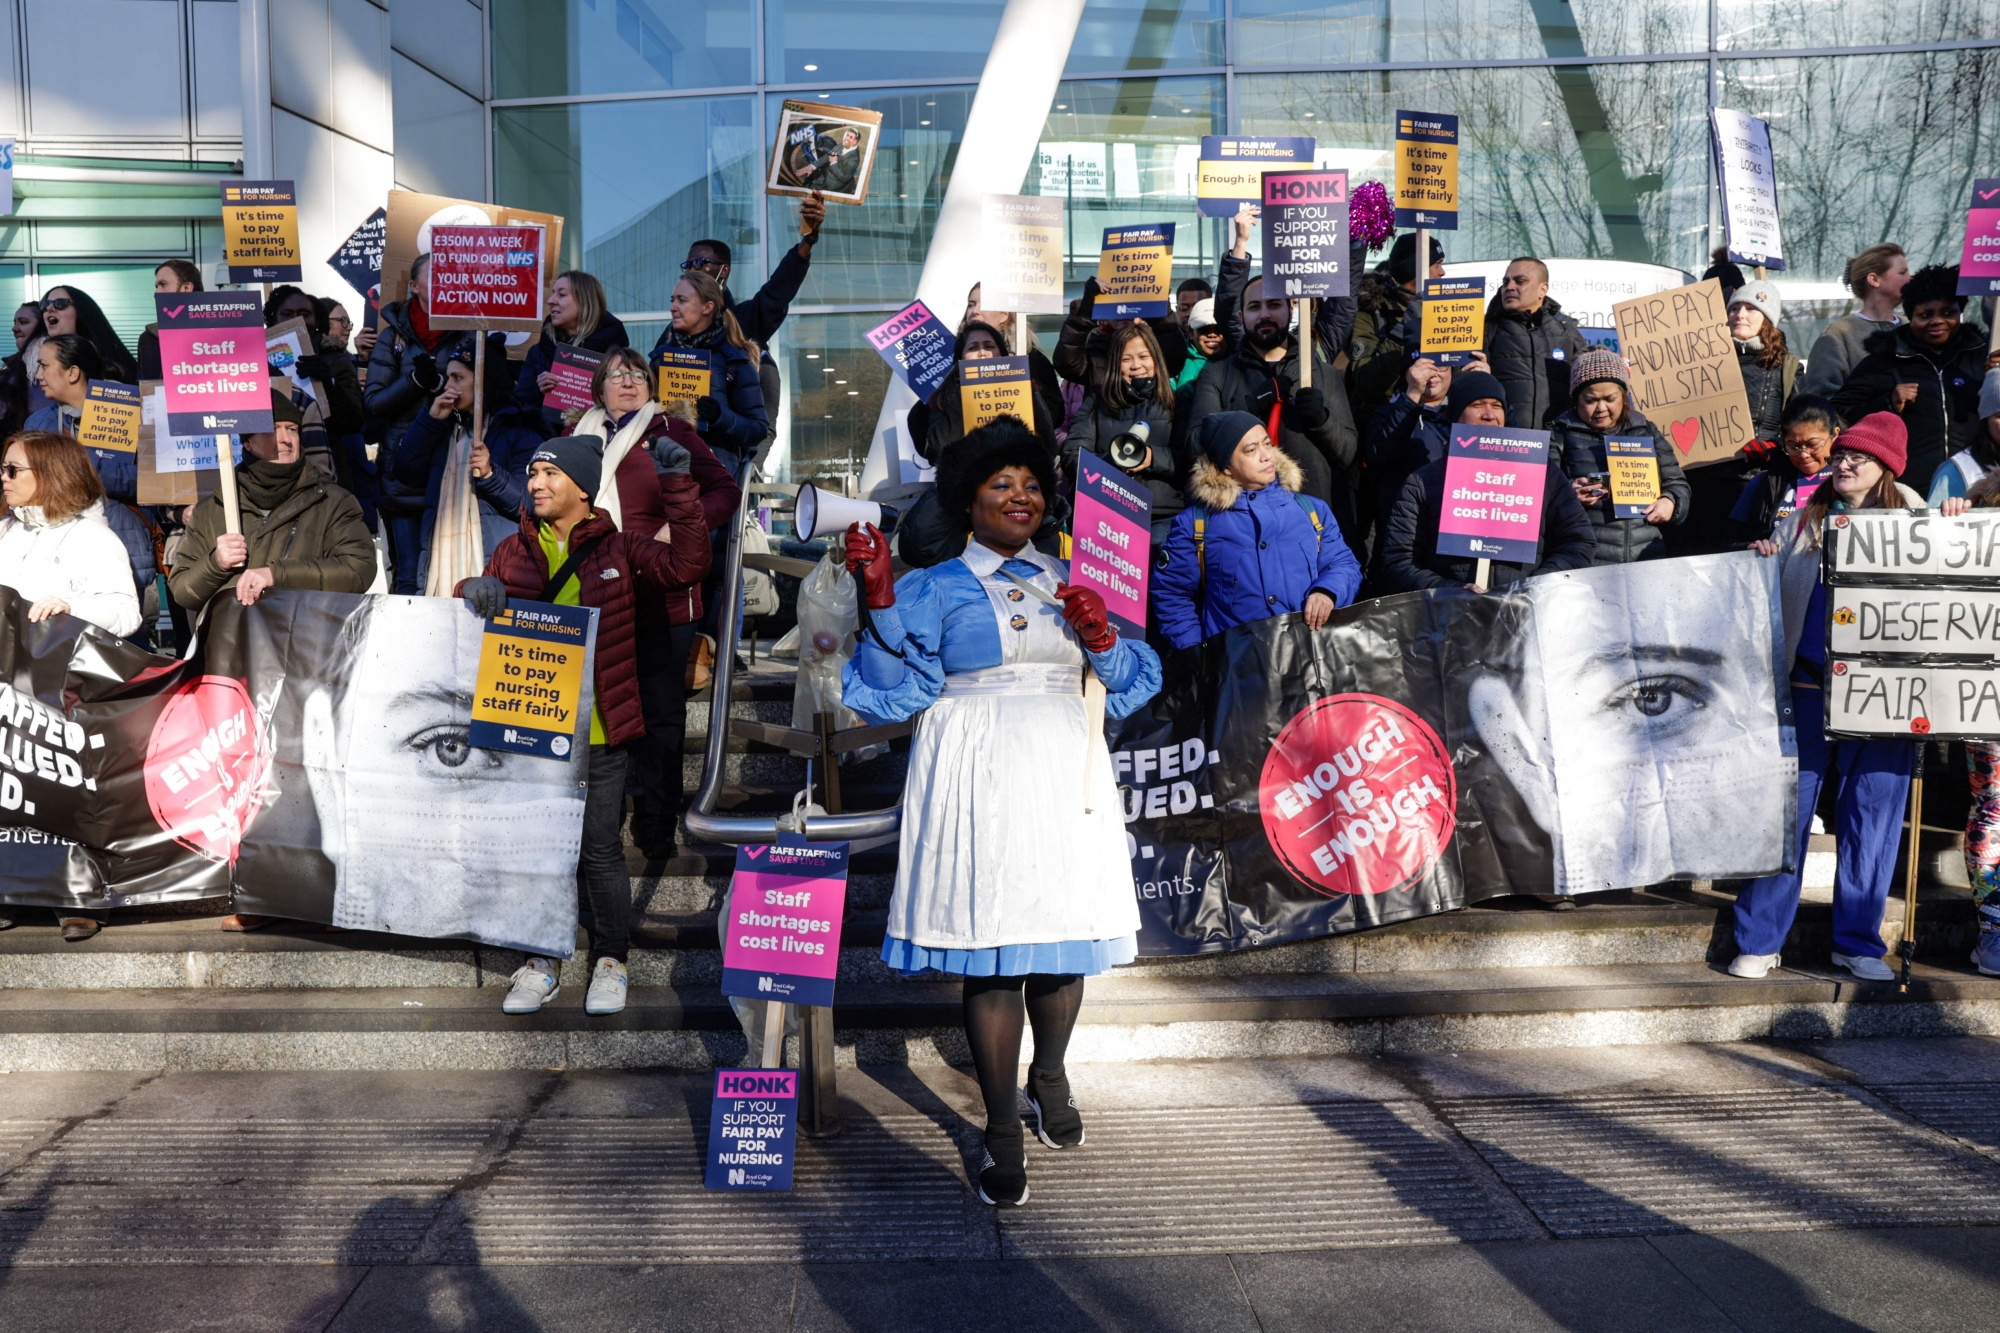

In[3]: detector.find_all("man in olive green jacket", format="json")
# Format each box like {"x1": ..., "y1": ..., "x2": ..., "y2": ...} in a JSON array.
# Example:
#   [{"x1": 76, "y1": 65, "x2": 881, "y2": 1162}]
[{"x1": 169, "y1": 389, "x2": 376, "y2": 610}]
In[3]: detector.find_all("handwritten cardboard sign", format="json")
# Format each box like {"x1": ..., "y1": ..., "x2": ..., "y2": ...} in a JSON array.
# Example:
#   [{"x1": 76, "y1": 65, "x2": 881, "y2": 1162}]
[
  {"x1": 1419, "y1": 276, "x2": 1484, "y2": 366},
  {"x1": 982, "y1": 195, "x2": 1066, "y2": 315},
  {"x1": 1198, "y1": 136, "x2": 1315, "y2": 217},
  {"x1": 959, "y1": 355, "x2": 1035, "y2": 432},
  {"x1": 1959, "y1": 178, "x2": 2000, "y2": 298},
  {"x1": 1093, "y1": 224, "x2": 1175, "y2": 319},
  {"x1": 1710, "y1": 109, "x2": 1785, "y2": 271},
  {"x1": 1260, "y1": 169, "x2": 1349, "y2": 300},
  {"x1": 76, "y1": 382, "x2": 141, "y2": 454},
  {"x1": 1071, "y1": 460, "x2": 1152, "y2": 639},
  {"x1": 220, "y1": 179, "x2": 302, "y2": 283},
  {"x1": 1437, "y1": 424, "x2": 1549, "y2": 565},
  {"x1": 1394, "y1": 111, "x2": 1459, "y2": 229},
  {"x1": 1610, "y1": 278, "x2": 1751, "y2": 469}
]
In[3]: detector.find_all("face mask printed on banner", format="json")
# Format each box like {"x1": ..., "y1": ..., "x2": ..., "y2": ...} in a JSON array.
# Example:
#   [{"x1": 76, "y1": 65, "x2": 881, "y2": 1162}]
[{"x1": 294, "y1": 599, "x2": 585, "y2": 954}]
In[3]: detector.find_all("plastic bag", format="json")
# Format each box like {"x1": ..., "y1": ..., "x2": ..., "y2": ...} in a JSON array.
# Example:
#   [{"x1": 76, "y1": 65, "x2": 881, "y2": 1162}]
[{"x1": 792, "y1": 552, "x2": 862, "y2": 730}]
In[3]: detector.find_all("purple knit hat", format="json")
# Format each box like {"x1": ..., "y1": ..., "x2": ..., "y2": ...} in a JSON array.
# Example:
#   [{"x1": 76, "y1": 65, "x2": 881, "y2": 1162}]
[{"x1": 1568, "y1": 348, "x2": 1631, "y2": 397}]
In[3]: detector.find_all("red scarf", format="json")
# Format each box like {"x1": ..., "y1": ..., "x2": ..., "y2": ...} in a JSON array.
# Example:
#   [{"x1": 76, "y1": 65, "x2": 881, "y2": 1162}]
[{"x1": 406, "y1": 295, "x2": 445, "y2": 352}]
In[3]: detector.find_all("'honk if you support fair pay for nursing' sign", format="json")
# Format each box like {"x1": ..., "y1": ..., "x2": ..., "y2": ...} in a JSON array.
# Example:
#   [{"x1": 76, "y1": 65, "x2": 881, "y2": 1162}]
[{"x1": 470, "y1": 602, "x2": 596, "y2": 760}]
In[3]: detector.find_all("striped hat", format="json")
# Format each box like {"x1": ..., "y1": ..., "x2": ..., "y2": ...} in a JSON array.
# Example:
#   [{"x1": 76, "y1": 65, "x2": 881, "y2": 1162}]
[{"x1": 1569, "y1": 348, "x2": 1630, "y2": 397}]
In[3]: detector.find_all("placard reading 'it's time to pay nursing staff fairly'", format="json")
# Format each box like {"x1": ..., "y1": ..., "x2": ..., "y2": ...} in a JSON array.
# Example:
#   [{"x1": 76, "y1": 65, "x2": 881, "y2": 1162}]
[
  {"x1": 982, "y1": 195, "x2": 1067, "y2": 315},
  {"x1": 1394, "y1": 111, "x2": 1459, "y2": 229},
  {"x1": 1072, "y1": 459, "x2": 1153, "y2": 640},
  {"x1": 1823, "y1": 509, "x2": 2000, "y2": 739},
  {"x1": 220, "y1": 179, "x2": 302, "y2": 283},
  {"x1": 1419, "y1": 276, "x2": 1484, "y2": 365},
  {"x1": 1260, "y1": 168, "x2": 1349, "y2": 300},
  {"x1": 425, "y1": 223, "x2": 546, "y2": 332},
  {"x1": 156, "y1": 291, "x2": 274, "y2": 438},
  {"x1": 1436, "y1": 424, "x2": 1549, "y2": 565},
  {"x1": 705, "y1": 1068, "x2": 798, "y2": 1192},
  {"x1": 1605, "y1": 436, "x2": 1662, "y2": 519},
  {"x1": 721, "y1": 837, "x2": 850, "y2": 1008},
  {"x1": 76, "y1": 382, "x2": 141, "y2": 453},
  {"x1": 469, "y1": 602, "x2": 595, "y2": 759},
  {"x1": 655, "y1": 350, "x2": 714, "y2": 405},
  {"x1": 960, "y1": 355, "x2": 1035, "y2": 432},
  {"x1": 1094, "y1": 224, "x2": 1176, "y2": 318}
]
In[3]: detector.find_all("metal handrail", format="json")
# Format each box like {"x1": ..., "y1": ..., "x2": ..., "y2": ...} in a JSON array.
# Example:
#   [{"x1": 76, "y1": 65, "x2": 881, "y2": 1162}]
[{"x1": 683, "y1": 470, "x2": 905, "y2": 846}]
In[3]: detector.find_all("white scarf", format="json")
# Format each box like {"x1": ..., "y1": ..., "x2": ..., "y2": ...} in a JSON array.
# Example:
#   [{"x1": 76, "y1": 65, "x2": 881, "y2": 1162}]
[
  {"x1": 422, "y1": 422, "x2": 484, "y2": 598},
  {"x1": 569, "y1": 402, "x2": 659, "y2": 532}
]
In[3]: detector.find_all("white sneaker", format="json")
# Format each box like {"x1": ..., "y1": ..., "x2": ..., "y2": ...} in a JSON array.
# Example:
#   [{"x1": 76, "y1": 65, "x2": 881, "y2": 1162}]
[
  {"x1": 584, "y1": 958, "x2": 628, "y2": 1015},
  {"x1": 503, "y1": 958, "x2": 561, "y2": 1014},
  {"x1": 1833, "y1": 952, "x2": 1896, "y2": 982},
  {"x1": 1728, "y1": 952, "x2": 1780, "y2": 978}
]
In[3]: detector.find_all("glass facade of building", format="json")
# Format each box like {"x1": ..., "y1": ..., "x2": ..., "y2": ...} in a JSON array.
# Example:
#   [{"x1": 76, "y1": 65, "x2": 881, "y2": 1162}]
[{"x1": 489, "y1": 0, "x2": 2000, "y2": 484}]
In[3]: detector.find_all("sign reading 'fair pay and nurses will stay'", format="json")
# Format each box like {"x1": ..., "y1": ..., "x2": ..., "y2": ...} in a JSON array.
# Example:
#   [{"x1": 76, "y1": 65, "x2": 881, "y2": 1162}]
[
  {"x1": 721, "y1": 837, "x2": 850, "y2": 1008},
  {"x1": 469, "y1": 601, "x2": 595, "y2": 760},
  {"x1": 426, "y1": 223, "x2": 546, "y2": 332}
]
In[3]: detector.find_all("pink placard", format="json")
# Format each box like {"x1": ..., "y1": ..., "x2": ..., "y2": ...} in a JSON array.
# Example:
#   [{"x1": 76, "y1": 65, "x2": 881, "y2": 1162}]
[
  {"x1": 1960, "y1": 180, "x2": 2000, "y2": 296},
  {"x1": 722, "y1": 870, "x2": 844, "y2": 982},
  {"x1": 1071, "y1": 459, "x2": 1152, "y2": 638}
]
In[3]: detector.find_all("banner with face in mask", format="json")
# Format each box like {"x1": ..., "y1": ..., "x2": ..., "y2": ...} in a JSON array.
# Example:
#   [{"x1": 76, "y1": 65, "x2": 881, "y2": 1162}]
[
  {"x1": 0, "y1": 590, "x2": 593, "y2": 958},
  {"x1": 1112, "y1": 553, "x2": 1795, "y2": 955}
]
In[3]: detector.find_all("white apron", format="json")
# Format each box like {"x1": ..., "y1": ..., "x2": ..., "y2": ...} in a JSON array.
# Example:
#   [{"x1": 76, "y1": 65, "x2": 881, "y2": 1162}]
[{"x1": 885, "y1": 555, "x2": 1141, "y2": 950}]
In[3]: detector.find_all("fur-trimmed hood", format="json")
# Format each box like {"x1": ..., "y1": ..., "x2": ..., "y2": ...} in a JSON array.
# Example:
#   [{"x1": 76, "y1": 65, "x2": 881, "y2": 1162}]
[{"x1": 1188, "y1": 450, "x2": 1304, "y2": 510}]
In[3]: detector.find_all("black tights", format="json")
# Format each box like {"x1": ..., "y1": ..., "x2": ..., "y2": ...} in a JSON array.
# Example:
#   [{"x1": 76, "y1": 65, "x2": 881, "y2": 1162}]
[{"x1": 961, "y1": 973, "x2": 1085, "y2": 1131}]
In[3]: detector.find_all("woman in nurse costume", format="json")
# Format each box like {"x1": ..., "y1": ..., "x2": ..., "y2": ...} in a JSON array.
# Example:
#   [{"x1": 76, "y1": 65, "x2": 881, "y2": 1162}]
[{"x1": 841, "y1": 420, "x2": 1162, "y2": 1208}]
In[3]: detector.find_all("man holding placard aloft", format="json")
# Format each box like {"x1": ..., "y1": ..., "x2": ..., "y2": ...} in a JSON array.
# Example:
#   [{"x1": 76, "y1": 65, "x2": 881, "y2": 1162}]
[{"x1": 1548, "y1": 350, "x2": 1691, "y2": 565}]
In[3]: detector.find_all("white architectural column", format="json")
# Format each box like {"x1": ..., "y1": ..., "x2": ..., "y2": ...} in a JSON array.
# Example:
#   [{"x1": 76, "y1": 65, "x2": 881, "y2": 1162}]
[{"x1": 858, "y1": 0, "x2": 1087, "y2": 494}]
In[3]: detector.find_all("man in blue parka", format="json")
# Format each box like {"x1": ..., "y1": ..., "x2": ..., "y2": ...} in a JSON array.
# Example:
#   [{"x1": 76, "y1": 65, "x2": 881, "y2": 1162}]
[{"x1": 1152, "y1": 411, "x2": 1363, "y2": 650}]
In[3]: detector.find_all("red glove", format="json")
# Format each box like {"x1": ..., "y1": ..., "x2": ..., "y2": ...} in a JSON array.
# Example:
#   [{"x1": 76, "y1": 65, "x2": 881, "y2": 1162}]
[
  {"x1": 1056, "y1": 582, "x2": 1116, "y2": 653},
  {"x1": 844, "y1": 522, "x2": 895, "y2": 610}
]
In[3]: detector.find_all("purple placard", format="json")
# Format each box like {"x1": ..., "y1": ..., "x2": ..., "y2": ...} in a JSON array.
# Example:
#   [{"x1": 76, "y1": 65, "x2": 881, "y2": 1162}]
[
  {"x1": 865, "y1": 300, "x2": 955, "y2": 400},
  {"x1": 704, "y1": 1068, "x2": 797, "y2": 1191},
  {"x1": 1437, "y1": 424, "x2": 1550, "y2": 565},
  {"x1": 1072, "y1": 460, "x2": 1153, "y2": 639},
  {"x1": 719, "y1": 837, "x2": 849, "y2": 1008},
  {"x1": 1959, "y1": 178, "x2": 2000, "y2": 297}
]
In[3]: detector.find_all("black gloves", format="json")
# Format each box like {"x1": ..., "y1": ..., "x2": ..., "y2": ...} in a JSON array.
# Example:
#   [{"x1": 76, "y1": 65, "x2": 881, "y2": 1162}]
[
  {"x1": 695, "y1": 395, "x2": 723, "y2": 425},
  {"x1": 411, "y1": 351, "x2": 442, "y2": 395},
  {"x1": 461, "y1": 576, "x2": 507, "y2": 619},
  {"x1": 655, "y1": 439, "x2": 693, "y2": 475},
  {"x1": 294, "y1": 353, "x2": 333, "y2": 380},
  {"x1": 1285, "y1": 386, "x2": 1331, "y2": 431}
]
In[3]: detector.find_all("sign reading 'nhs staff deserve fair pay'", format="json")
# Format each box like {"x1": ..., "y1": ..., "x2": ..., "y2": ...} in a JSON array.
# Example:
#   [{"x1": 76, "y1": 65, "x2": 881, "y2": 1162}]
[
  {"x1": 469, "y1": 602, "x2": 596, "y2": 759},
  {"x1": 722, "y1": 838, "x2": 850, "y2": 1008},
  {"x1": 1437, "y1": 425, "x2": 1549, "y2": 565},
  {"x1": 706, "y1": 1069, "x2": 797, "y2": 1191}
]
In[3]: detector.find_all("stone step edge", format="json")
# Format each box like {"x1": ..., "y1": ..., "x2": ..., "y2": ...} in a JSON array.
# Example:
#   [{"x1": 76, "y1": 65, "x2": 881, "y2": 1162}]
[{"x1": 0, "y1": 964, "x2": 1991, "y2": 1034}]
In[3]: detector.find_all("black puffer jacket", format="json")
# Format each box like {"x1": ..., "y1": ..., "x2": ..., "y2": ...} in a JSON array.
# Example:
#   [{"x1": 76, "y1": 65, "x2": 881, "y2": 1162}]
[
  {"x1": 1483, "y1": 295, "x2": 1591, "y2": 429},
  {"x1": 1735, "y1": 343, "x2": 1798, "y2": 445},
  {"x1": 1834, "y1": 323, "x2": 1990, "y2": 494},
  {"x1": 1546, "y1": 409, "x2": 1692, "y2": 565},
  {"x1": 1063, "y1": 393, "x2": 1187, "y2": 530},
  {"x1": 513, "y1": 312, "x2": 631, "y2": 435}
]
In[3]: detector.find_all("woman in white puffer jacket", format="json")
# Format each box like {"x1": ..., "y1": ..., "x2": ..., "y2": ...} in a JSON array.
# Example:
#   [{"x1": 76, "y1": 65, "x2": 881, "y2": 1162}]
[{"x1": 0, "y1": 428, "x2": 140, "y2": 637}]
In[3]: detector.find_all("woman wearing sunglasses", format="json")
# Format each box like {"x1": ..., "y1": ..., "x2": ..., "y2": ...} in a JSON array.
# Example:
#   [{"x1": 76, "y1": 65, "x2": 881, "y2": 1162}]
[
  {"x1": 23, "y1": 335, "x2": 155, "y2": 598},
  {"x1": 39, "y1": 286, "x2": 137, "y2": 385},
  {"x1": 564, "y1": 346, "x2": 740, "y2": 858},
  {"x1": 1734, "y1": 412, "x2": 1930, "y2": 983}
]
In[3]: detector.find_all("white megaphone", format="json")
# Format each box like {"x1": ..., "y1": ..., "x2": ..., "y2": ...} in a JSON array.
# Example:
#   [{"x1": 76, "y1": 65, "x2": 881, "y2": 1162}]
[{"x1": 794, "y1": 484, "x2": 899, "y2": 541}]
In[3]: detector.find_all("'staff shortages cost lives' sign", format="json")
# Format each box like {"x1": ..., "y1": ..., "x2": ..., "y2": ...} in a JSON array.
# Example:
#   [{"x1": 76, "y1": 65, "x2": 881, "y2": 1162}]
[
  {"x1": 1394, "y1": 110, "x2": 1459, "y2": 229},
  {"x1": 156, "y1": 291, "x2": 273, "y2": 438},
  {"x1": 1959, "y1": 178, "x2": 2000, "y2": 298},
  {"x1": 1437, "y1": 424, "x2": 1549, "y2": 565},
  {"x1": 705, "y1": 1068, "x2": 797, "y2": 1191},
  {"x1": 1072, "y1": 459, "x2": 1152, "y2": 640},
  {"x1": 469, "y1": 601, "x2": 595, "y2": 759},
  {"x1": 721, "y1": 837, "x2": 849, "y2": 1008},
  {"x1": 426, "y1": 223, "x2": 547, "y2": 332}
]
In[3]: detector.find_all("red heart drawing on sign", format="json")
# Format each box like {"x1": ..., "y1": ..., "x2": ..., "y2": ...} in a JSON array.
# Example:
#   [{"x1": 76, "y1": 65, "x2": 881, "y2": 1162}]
[
  {"x1": 161, "y1": 305, "x2": 185, "y2": 319},
  {"x1": 746, "y1": 845, "x2": 767, "y2": 859},
  {"x1": 1669, "y1": 418, "x2": 1702, "y2": 455}
]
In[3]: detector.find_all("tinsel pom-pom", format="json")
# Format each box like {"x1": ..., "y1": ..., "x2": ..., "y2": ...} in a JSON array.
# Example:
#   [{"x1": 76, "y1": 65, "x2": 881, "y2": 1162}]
[{"x1": 1350, "y1": 181, "x2": 1395, "y2": 250}]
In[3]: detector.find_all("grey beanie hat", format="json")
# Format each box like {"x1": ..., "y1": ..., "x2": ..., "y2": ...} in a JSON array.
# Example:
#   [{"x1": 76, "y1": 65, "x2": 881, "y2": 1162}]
[{"x1": 1726, "y1": 280, "x2": 1782, "y2": 331}]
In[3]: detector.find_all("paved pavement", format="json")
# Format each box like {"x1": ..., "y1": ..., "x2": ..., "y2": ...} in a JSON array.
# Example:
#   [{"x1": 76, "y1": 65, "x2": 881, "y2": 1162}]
[{"x1": 2, "y1": 1039, "x2": 1999, "y2": 1330}]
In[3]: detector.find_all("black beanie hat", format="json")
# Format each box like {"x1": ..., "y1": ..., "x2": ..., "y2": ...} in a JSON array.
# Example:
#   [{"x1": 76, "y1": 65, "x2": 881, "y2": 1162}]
[
  {"x1": 530, "y1": 433, "x2": 605, "y2": 500},
  {"x1": 1445, "y1": 369, "x2": 1507, "y2": 423},
  {"x1": 266, "y1": 387, "x2": 304, "y2": 427},
  {"x1": 1386, "y1": 232, "x2": 1446, "y2": 285},
  {"x1": 1196, "y1": 410, "x2": 1263, "y2": 470}
]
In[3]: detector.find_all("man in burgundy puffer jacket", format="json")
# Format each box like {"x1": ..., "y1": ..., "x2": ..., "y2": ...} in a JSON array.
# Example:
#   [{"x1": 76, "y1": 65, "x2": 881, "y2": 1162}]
[{"x1": 458, "y1": 432, "x2": 710, "y2": 1017}]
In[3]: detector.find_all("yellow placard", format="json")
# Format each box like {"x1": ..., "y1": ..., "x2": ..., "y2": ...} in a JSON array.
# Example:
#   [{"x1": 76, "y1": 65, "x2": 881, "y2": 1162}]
[
  {"x1": 470, "y1": 607, "x2": 589, "y2": 751},
  {"x1": 960, "y1": 356, "x2": 1035, "y2": 432},
  {"x1": 981, "y1": 195, "x2": 1066, "y2": 315},
  {"x1": 656, "y1": 351, "x2": 714, "y2": 405},
  {"x1": 75, "y1": 383, "x2": 141, "y2": 453},
  {"x1": 1394, "y1": 111, "x2": 1460, "y2": 225},
  {"x1": 1092, "y1": 224, "x2": 1176, "y2": 318},
  {"x1": 1419, "y1": 278, "x2": 1484, "y2": 361},
  {"x1": 219, "y1": 180, "x2": 301, "y2": 280},
  {"x1": 1605, "y1": 436, "x2": 1663, "y2": 516}
]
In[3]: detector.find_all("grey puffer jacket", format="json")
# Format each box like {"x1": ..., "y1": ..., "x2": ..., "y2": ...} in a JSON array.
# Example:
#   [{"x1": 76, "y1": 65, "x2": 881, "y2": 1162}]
[{"x1": 1547, "y1": 409, "x2": 1692, "y2": 565}]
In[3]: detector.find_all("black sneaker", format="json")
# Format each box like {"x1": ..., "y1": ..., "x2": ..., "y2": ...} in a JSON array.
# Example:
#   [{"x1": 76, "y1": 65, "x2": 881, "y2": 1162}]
[
  {"x1": 1025, "y1": 1068, "x2": 1085, "y2": 1149},
  {"x1": 975, "y1": 1124, "x2": 1029, "y2": 1207}
]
